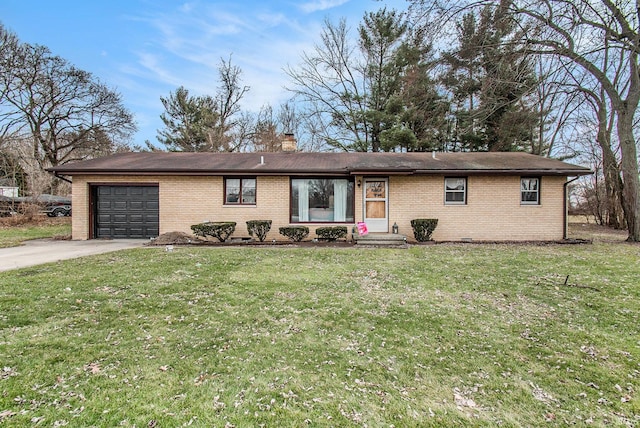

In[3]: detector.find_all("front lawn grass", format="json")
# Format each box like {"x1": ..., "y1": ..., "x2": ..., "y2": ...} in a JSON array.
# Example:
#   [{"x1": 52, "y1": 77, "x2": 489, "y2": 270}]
[
  {"x1": 0, "y1": 217, "x2": 71, "y2": 248},
  {"x1": 1, "y1": 241, "x2": 639, "y2": 426}
]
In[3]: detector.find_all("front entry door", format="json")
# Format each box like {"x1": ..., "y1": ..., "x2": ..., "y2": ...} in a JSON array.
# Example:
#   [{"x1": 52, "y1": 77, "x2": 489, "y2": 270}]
[{"x1": 364, "y1": 178, "x2": 388, "y2": 232}]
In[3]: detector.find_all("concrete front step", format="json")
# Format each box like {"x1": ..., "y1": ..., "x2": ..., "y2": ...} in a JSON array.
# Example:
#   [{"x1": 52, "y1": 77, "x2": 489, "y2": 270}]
[{"x1": 355, "y1": 233, "x2": 407, "y2": 247}]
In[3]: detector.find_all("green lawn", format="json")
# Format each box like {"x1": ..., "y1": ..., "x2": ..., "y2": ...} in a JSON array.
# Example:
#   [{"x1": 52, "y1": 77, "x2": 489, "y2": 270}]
[
  {"x1": 0, "y1": 218, "x2": 71, "y2": 248},
  {"x1": 0, "y1": 231, "x2": 639, "y2": 426}
]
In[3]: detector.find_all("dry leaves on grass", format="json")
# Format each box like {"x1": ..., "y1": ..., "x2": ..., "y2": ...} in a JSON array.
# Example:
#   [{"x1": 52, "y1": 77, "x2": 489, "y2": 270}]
[
  {"x1": 1, "y1": 366, "x2": 18, "y2": 380},
  {"x1": 530, "y1": 382, "x2": 557, "y2": 404},
  {"x1": 0, "y1": 410, "x2": 16, "y2": 422},
  {"x1": 453, "y1": 387, "x2": 477, "y2": 409},
  {"x1": 84, "y1": 362, "x2": 101, "y2": 375}
]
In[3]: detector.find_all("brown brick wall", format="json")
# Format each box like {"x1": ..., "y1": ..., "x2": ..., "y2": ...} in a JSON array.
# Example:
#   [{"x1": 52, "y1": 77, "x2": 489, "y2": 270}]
[{"x1": 70, "y1": 174, "x2": 567, "y2": 241}]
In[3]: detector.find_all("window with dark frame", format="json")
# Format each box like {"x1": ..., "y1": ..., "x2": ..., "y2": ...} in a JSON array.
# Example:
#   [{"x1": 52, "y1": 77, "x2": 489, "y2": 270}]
[
  {"x1": 521, "y1": 177, "x2": 540, "y2": 205},
  {"x1": 224, "y1": 177, "x2": 256, "y2": 205},
  {"x1": 290, "y1": 178, "x2": 355, "y2": 223},
  {"x1": 444, "y1": 177, "x2": 467, "y2": 204}
]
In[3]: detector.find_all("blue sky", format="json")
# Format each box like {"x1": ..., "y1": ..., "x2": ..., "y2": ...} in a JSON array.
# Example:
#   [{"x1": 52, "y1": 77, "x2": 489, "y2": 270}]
[{"x1": 2, "y1": 0, "x2": 408, "y2": 146}]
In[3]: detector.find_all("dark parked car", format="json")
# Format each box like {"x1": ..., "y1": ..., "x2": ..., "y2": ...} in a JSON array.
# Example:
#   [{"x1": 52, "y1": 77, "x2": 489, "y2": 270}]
[
  {"x1": 38, "y1": 194, "x2": 72, "y2": 217},
  {"x1": 0, "y1": 194, "x2": 72, "y2": 217},
  {"x1": 7, "y1": 194, "x2": 72, "y2": 217}
]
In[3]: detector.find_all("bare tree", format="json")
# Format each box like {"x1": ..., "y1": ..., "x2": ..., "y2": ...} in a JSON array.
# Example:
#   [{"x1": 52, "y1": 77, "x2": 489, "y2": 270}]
[
  {"x1": 286, "y1": 18, "x2": 369, "y2": 151},
  {"x1": 530, "y1": 56, "x2": 584, "y2": 157},
  {"x1": 248, "y1": 103, "x2": 301, "y2": 152},
  {"x1": 0, "y1": 24, "x2": 20, "y2": 148},
  {"x1": 157, "y1": 57, "x2": 250, "y2": 152},
  {"x1": 566, "y1": 73, "x2": 627, "y2": 229},
  {"x1": 210, "y1": 56, "x2": 250, "y2": 152},
  {"x1": 287, "y1": 10, "x2": 433, "y2": 152},
  {"x1": 251, "y1": 105, "x2": 280, "y2": 152},
  {"x1": 411, "y1": 0, "x2": 640, "y2": 240},
  {"x1": 511, "y1": 0, "x2": 640, "y2": 240},
  {"x1": 296, "y1": 106, "x2": 337, "y2": 152},
  {"x1": 0, "y1": 27, "x2": 136, "y2": 173}
]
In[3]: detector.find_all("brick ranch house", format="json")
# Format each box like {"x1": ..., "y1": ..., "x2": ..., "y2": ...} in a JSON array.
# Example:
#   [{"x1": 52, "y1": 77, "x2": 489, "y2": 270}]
[{"x1": 49, "y1": 150, "x2": 591, "y2": 242}]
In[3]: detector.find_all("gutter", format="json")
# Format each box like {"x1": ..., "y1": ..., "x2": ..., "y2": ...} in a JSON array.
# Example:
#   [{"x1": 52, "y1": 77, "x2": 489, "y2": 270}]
[
  {"x1": 413, "y1": 169, "x2": 591, "y2": 176},
  {"x1": 54, "y1": 172, "x2": 73, "y2": 184},
  {"x1": 47, "y1": 169, "x2": 353, "y2": 177},
  {"x1": 563, "y1": 176, "x2": 581, "y2": 240}
]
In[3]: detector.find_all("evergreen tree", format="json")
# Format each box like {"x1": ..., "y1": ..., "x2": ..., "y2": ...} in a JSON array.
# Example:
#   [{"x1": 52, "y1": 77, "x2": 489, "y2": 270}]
[
  {"x1": 396, "y1": 41, "x2": 451, "y2": 152},
  {"x1": 287, "y1": 9, "x2": 443, "y2": 152},
  {"x1": 358, "y1": 8, "x2": 411, "y2": 151},
  {"x1": 441, "y1": 12, "x2": 483, "y2": 151},
  {"x1": 157, "y1": 87, "x2": 218, "y2": 152},
  {"x1": 441, "y1": 6, "x2": 538, "y2": 152},
  {"x1": 360, "y1": 9, "x2": 447, "y2": 152}
]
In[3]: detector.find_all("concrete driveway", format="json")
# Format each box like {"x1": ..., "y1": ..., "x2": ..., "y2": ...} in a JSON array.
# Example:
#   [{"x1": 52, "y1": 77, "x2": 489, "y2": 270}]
[{"x1": 0, "y1": 239, "x2": 145, "y2": 272}]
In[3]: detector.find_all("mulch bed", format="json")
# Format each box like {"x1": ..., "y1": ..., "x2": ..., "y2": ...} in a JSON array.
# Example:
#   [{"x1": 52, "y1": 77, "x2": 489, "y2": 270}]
[
  {"x1": 147, "y1": 231, "x2": 357, "y2": 248},
  {"x1": 145, "y1": 221, "x2": 633, "y2": 248},
  {"x1": 147, "y1": 231, "x2": 585, "y2": 249}
]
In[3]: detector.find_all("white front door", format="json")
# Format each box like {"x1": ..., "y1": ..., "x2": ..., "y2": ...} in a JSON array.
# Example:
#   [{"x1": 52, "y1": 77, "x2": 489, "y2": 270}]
[{"x1": 364, "y1": 178, "x2": 388, "y2": 233}]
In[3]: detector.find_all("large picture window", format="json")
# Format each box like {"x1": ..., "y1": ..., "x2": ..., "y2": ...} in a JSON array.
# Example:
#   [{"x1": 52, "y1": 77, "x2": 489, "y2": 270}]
[
  {"x1": 225, "y1": 177, "x2": 256, "y2": 205},
  {"x1": 445, "y1": 177, "x2": 467, "y2": 204},
  {"x1": 291, "y1": 178, "x2": 354, "y2": 223},
  {"x1": 521, "y1": 177, "x2": 540, "y2": 205}
]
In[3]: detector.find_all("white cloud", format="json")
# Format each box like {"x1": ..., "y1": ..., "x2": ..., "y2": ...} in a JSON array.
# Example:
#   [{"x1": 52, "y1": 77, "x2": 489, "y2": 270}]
[
  {"x1": 257, "y1": 12, "x2": 287, "y2": 27},
  {"x1": 116, "y1": 0, "x2": 367, "y2": 143},
  {"x1": 135, "y1": 52, "x2": 185, "y2": 88},
  {"x1": 299, "y1": 0, "x2": 350, "y2": 14}
]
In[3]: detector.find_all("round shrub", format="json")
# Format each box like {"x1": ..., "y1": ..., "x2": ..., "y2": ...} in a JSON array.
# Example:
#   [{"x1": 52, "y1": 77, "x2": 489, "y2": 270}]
[
  {"x1": 316, "y1": 226, "x2": 348, "y2": 241},
  {"x1": 279, "y1": 226, "x2": 309, "y2": 242},
  {"x1": 410, "y1": 219, "x2": 438, "y2": 242},
  {"x1": 246, "y1": 220, "x2": 272, "y2": 242},
  {"x1": 191, "y1": 222, "x2": 236, "y2": 242}
]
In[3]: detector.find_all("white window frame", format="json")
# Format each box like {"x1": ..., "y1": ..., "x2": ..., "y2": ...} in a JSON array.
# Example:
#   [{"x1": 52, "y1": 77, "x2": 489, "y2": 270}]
[
  {"x1": 521, "y1": 177, "x2": 540, "y2": 205},
  {"x1": 444, "y1": 177, "x2": 467, "y2": 205}
]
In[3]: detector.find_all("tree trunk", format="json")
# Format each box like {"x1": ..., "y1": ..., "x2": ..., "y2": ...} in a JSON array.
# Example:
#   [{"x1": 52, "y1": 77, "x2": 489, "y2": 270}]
[
  {"x1": 603, "y1": 154, "x2": 626, "y2": 229},
  {"x1": 617, "y1": 108, "x2": 640, "y2": 241},
  {"x1": 597, "y1": 110, "x2": 625, "y2": 229}
]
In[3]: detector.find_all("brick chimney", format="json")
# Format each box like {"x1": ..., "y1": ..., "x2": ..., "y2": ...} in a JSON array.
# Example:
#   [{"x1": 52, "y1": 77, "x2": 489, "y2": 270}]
[{"x1": 281, "y1": 133, "x2": 297, "y2": 152}]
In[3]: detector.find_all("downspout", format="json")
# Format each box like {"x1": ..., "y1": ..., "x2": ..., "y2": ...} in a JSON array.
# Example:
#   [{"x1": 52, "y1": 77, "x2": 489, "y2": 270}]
[{"x1": 563, "y1": 176, "x2": 581, "y2": 240}]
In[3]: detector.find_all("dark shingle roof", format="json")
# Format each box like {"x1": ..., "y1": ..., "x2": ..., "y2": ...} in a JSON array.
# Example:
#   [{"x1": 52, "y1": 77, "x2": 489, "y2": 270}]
[{"x1": 49, "y1": 151, "x2": 591, "y2": 176}]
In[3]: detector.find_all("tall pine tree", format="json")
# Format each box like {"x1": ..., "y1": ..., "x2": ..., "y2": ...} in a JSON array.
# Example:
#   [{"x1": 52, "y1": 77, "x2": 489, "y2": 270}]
[
  {"x1": 441, "y1": 5, "x2": 538, "y2": 152},
  {"x1": 157, "y1": 87, "x2": 219, "y2": 152}
]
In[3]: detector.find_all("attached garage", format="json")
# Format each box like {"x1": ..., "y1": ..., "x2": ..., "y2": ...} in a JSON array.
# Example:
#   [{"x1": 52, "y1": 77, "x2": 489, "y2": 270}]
[{"x1": 92, "y1": 185, "x2": 159, "y2": 239}]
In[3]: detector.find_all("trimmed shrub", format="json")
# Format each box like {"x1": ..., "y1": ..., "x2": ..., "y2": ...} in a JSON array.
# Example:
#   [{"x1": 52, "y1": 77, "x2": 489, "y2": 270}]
[
  {"x1": 279, "y1": 226, "x2": 309, "y2": 242},
  {"x1": 191, "y1": 222, "x2": 236, "y2": 242},
  {"x1": 316, "y1": 226, "x2": 348, "y2": 241},
  {"x1": 246, "y1": 220, "x2": 272, "y2": 242},
  {"x1": 410, "y1": 219, "x2": 438, "y2": 242}
]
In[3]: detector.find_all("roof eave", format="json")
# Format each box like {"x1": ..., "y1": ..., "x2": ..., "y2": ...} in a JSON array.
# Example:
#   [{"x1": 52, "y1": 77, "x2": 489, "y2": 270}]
[
  {"x1": 414, "y1": 169, "x2": 593, "y2": 176},
  {"x1": 48, "y1": 168, "x2": 353, "y2": 176},
  {"x1": 349, "y1": 169, "x2": 415, "y2": 176}
]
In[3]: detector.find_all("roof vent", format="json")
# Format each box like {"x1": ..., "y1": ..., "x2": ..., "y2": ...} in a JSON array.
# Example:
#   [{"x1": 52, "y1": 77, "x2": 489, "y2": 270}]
[
  {"x1": 282, "y1": 133, "x2": 297, "y2": 152},
  {"x1": 260, "y1": 155, "x2": 265, "y2": 165}
]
